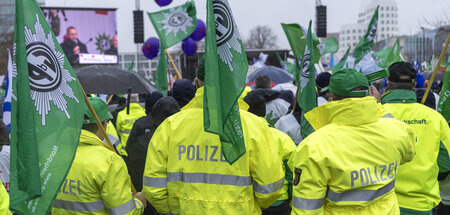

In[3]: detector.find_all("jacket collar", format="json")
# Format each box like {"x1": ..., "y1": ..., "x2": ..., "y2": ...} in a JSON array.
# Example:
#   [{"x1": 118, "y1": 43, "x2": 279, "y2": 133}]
[
  {"x1": 305, "y1": 96, "x2": 379, "y2": 131},
  {"x1": 381, "y1": 89, "x2": 417, "y2": 104},
  {"x1": 181, "y1": 86, "x2": 249, "y2": 111},
  {"x1": 79, "y1": 129, "x2": 107, "y2": 148}
]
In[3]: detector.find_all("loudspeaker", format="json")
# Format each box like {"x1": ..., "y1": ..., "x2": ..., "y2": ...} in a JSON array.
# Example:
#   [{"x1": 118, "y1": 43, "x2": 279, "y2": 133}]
[
  {"x1": 133, "y1": 10, "x2": 144, "y2": 43},
  {"x1": 316, "y1": 5, "x2": 327, "y2": 38}
]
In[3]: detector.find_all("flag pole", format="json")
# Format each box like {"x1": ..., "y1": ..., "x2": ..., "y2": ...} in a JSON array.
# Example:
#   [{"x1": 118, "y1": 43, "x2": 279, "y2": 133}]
[
  {"x1": 165, "y1": 49, "x2": 182, "y2": 79},
  {"x1": 421, "y1": 34, "x2": 450, "y2": 104},
  {"x1": 77, "y1": 80, "x2": 137, "y2": 194},
  {"x1": 167, "y1": 66, "x2": 172, "y2": 90},
  {"x1": 106, "y1": 95, "x2": 114, "y2": 104}
]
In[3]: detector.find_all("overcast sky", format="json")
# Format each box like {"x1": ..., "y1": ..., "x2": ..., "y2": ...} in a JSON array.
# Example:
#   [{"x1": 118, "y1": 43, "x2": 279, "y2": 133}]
[{"x1": 145, "y1": 0, "x2": 450, "y2": 49}]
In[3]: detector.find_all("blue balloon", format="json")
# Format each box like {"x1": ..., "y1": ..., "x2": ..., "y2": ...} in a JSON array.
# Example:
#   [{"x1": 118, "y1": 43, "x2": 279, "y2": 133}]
[
  {"x1": 142, "y1": 37, "x2": 160, "y2": 59},
  {"x1": 155, "y1": 0, "x2": 172, "y2": 6},
  {"x1": 190, "y1": 19, "x2": 206, "y2": 41},
  {"x1": 182, "y1": 38, "x2": 197, "y2": 56}
]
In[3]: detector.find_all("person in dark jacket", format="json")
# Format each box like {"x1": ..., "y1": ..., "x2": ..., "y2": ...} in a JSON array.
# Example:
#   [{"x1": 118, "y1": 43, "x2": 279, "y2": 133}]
[
  {"x1": 60, "y1": 26, "x2": 88, "y2": 65},
  {"x1": 124, "y1": 96, "x2": 180, "y2": 215}
]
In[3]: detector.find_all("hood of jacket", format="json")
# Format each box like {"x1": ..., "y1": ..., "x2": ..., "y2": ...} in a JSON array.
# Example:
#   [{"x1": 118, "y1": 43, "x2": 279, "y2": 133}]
[
  {"x1": 305, "y1": 96, "x2": 379, "y2": 131},
  {"x1": 152, "y1": 96, "x2": 180, "y2": 127}
]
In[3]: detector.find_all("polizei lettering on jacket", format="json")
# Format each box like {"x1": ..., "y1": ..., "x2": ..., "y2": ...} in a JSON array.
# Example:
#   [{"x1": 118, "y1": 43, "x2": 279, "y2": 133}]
[
  {"x1": 350, "y1": 161, "x2": 397, "y2": 188},
  {"x1": 178, "y1": 145, "x2": 228, "y2": 162},
  {"x1": 59, "y1": 178, "x2": 82, "y2": 196}
]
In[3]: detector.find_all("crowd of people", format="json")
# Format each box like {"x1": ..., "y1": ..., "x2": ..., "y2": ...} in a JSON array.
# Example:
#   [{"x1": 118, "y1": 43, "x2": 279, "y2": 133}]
[{"x1": 0, "y1": 59, "x2": 449, "y2": 215}]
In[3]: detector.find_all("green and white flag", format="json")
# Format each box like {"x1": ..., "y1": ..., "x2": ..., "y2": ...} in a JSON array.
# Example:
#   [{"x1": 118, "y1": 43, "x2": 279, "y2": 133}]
[
  {"x1": 374, "y1": 38, "x2": 402, "y2": 68},
  {"x1": 317, "y1": 37, "x2": 339, "y2": 55},
  {"x1": 437, "y1": 56, "x2": 450, "y2": 123},
  {"x1": 298, "y1": 21, "x2": 317, "y2": 139},
  {"x1": 281, "y1": 23, "x2": 321, "y2": 64},
  {"x1": 10, "y1": 0, "x2": 84, "y2": 214},
  {"x1": 331, "y1": 47, "x2": 350, "y2": 73},
  {"x1": 204, "y1": 0, "x2": 248, "y2": 164},
  {"x1": 148, "y1": 1, "x2": 197, "y2": 48},
  {"x1": 276, "y1": 52, "x2": 296, "y2": 75},
  {"x1": 354, "y1": 5, "x2": 379, "y2": 65}
]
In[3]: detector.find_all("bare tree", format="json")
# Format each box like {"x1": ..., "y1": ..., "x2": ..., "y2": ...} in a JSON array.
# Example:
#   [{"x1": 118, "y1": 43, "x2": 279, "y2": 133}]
[
  {"x1": 245, "y1": 25, "x2": 278, "y2": 49},
  {"x1": 420, "y1": 8, "x2": 450, "y2": 29}
]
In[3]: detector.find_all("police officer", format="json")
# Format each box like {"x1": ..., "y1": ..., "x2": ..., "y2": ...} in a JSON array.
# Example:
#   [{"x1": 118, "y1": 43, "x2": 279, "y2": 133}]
[
  {"x1": 142, "y1": 57, "x2": 285, "y2": 214},
  {"x1": 291, "y1": 68, "x2": 416, "y2": 214},
  {"x1": 116, "y1": 94, "x2": 146, "y2": 156},
  {"x1": 52, "y1": 97, "x2": 146, "y2": 214},
  {"x1": 378, "y1": 62, "x2": 450, "y2": 215}
]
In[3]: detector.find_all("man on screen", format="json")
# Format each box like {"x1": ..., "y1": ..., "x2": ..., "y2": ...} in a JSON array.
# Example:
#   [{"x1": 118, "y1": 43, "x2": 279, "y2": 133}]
[
  {"x1": 60, "y1": 26, "x2": 88, "y2": 65},
  {"x1": 105, "y1": 35, "x2": 118, "y2": 55}
]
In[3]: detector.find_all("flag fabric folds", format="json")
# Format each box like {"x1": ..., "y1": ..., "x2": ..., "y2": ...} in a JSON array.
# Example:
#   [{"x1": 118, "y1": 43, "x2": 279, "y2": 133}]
[
  {"x1": 354, "y1": 5, "x2": 379, "y2": 66},
  {"x1": 148, "y1": 1, "x2": 197, "y2": 95},
  {"x1": 318, "y1": 37, "x2": 339, "y2": 55},
  {"x1": 204, "y1": 0, "x2": 248, "y2": 164},
  {"x1": 437, "y1": 57, "x2": 450, "y2": 122},
  {"x1": 298, "y1": 21, "x2": 317, "y2": 139},
  {"x1": 331, "y1": 47, "x2": 350, "y2": 73},
  {"x1": 374, "y1": 38, "x2": 402, "y2": 68},
  {"x1": 10, "y1": 0, "x2": 84, "y2": 213},
  {"x1": 148, "y1": 1, "x2": 197, "y2": 48}
]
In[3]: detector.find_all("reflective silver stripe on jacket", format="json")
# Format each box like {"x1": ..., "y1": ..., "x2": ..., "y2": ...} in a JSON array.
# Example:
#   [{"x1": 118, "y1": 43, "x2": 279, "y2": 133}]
[
  {"x1": 167, "y1": 172, "x2": 251, "y2": 186},
  {"x1": 292, "y1": 197, "x2": 324, "y2": 210},
  {"x1": 382, "y1": 113, "x2": 395, "y2": 118},
  {"x1": 252, "y1": 177, "x2": 285, "y2": 194},
  {"x1": 53, "y1": 199, "x2": 105, "y2": 212},
  {"x1": 143, "y1": 176, "x2": 167, "y2": 188},
  {"x1": 327, "y1": 180, "x2": 395, "y2": 202},
  {"x1": 108, "y1": 199, "x2": 137, "y2": 215},
  {"x1": 118, "y1": 130, "x2": 131, "y2": 134}
]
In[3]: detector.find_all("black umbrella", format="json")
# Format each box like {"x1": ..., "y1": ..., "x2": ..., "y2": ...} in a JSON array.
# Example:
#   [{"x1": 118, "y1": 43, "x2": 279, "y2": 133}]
[{"x1": 75, "y1": 65, "x2": 156, "y2": 94}]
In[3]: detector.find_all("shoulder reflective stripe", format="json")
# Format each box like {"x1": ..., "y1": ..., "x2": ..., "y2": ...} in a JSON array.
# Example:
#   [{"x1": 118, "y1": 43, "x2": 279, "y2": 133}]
[
  {"x1": 292, "y1": 196, "x2": 324, "y2": 210},
  {"x1": 143, "y1": 176, "x2": 167, "y2": 188},
  {"x1": 108, "y1": 199, "x2": 136, "y2": 215},
  {"x1": 252, "y1": 177, "x2": 285, "y2": 194},
  {"x1": 327, "y1": 179, "x2": 395, "y2": 202},
  {"x1": 53, "y1": 199, "x2": 105, "y2": 212},
  {"x1": 118, "y1": 130, "x2": 131, "y2": 134},
  {"x1": 135, "y1": 199, "x2": 142, "y2": 208},
  {"x1": 382, "y1": 113, "x2": 394, "y2": 118},
  {"x1": 167, "y1": 172, "x2": 251, "y2": 186}
]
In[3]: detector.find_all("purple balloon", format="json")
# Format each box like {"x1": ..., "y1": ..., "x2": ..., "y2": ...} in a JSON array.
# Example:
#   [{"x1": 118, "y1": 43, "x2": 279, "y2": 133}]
[
  {"x1": 142, "y1": 37, "x2": 160, "y2": 59},
  {"x1": 155, "y1": 0, "x2": 172, "y2": 6},
  {"x1": 190, "y1": 19, "x2": 206, "y2": 41},
  {"x1": 182, "y1": 38, "x2": 197, "y2": 56}
]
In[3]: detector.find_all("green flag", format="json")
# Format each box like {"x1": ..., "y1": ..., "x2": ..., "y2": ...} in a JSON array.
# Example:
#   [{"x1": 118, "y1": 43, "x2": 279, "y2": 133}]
[
  {"x1": 298, "y1": 21, "x2": 317, "y2": 139},
  {"x1": 374, "y1": 38, "x2": 402, "y2": 68},
  {"x1": 331, "y1": 47, "x2": 350, "y2": 73},
  {"x1": 281, "y1": 23, "x2": 321, "y2": 64},
  {"x1": 127, "y1": 60, "x2": 135, "y2": 71},
  {"x1": 437, "y1": 57, "x2": 450, "y2": 123},
  {"x1": 10, "y1": 0, "x2": 84, "y2": 213},
  {"x1": 155, "y1": 48, "x2": 169, "y2": 96},
  {"x1": 204, "y1": 0, "x2": 248, "y2": 164},
  {"x1": 276, "y1": 52, "x2": 296, "y2": 75},
  {"x1": 148, "y1": 1, "x2": 197, "y2": 48},
  {"x1": 317, "y1": 37, "x2": 339, "y2": 55},
  {"x1": 354, "y1": 5, "x2": 379, "y2": 65}
]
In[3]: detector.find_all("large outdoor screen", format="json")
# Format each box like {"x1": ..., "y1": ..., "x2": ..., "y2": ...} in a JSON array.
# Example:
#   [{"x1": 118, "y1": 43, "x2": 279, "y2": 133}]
[{"x1": 41, "y1": 8, "x2": 118, "y2": 65}]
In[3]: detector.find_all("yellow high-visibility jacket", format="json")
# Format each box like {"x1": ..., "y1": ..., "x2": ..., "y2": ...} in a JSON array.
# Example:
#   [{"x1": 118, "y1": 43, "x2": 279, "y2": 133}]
[
  {"x1": 382, "y1": 89, "x2": 450, "y2": 211},
  {"x1": 0, "y1": 181, "x2": 11, "y2": 215},
  {"x1": 291, "y1": 96, "x2": 416, "y2": 215},
  {"x1": 116, "y1": 103, "x2": 146, "y2": 156},
  {"x1": 52, "y1": 130, "x2": 143, "y2": 215},
  {"x1": 269, "y1": 127, "x2": 296, "y2": 205},
  {"x1": 143, "y1": 88, "x2": 284, "y2": 215}
]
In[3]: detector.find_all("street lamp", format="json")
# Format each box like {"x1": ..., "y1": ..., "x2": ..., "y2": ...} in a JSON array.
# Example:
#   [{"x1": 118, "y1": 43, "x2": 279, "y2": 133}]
[{"x1": 421, "y1": 27, "x2": 425, "y2": 63}]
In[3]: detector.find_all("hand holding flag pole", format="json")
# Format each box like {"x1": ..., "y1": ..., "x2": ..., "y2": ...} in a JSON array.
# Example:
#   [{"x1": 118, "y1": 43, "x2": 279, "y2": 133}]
[{"x1": 421, "y1": 34, "x2": 450, "y2": 104}]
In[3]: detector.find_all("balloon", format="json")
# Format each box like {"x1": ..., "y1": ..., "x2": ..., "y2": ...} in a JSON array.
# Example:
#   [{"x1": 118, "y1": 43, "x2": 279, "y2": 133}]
[
  {"x1": 182, "y1": 38, "x2": 197, "y2": 56},
  {"x1": 155, "y1": 0, "x2": 172, "y2": 7},
  {"x1": 190, "y1": 19, "x2": 206, "y2": 41},
  {"x1": 142, "y1": 37, "x2": 160, "y2": 59}
]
